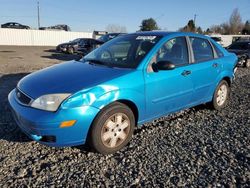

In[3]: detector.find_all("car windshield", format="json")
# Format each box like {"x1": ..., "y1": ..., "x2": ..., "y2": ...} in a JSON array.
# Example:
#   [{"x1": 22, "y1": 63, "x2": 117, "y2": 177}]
[
  {"x1": 98, "y1": 35, "x2": 110, "y2": 42},
  {"x1": 83, "y1": 34, "x2": 162, "y2": 68},
  {"x1": 72, "y1": 38, "x2": 81, "y2": 43}
]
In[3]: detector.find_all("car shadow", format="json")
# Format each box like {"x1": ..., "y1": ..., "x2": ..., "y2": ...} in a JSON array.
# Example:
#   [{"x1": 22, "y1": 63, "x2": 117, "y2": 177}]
[
  {"x1": 0, "y1": 73, "x2": 31, "y2": 142},
  {"x1": 134, "y1": 104, "x2": 209, "y2": 135},
  {"x1": 43, "y1": 49, "x2": 57, "y2": 53},
  {"x1": 42, "y1": 49, "x2": 82, "y2": 61}
]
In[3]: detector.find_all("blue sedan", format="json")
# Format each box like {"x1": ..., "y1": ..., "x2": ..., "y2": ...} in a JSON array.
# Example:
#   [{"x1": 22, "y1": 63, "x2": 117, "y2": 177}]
[{"x1": 8, "y1": 32, "x2": 237, "y2": 154}]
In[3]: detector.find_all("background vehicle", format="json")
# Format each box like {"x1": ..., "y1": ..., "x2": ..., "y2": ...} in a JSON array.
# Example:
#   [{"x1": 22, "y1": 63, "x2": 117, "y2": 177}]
[
  {"x1": 1, "y1": 22, "x2": 30, "y2": 29},
  {"x1": 211, "y1": 36, "x2": 223, "y2": 46},
  {"x1": 56, "y1": 38, "x2": 104, "y2": 54},
  {"x1": 210, "y1": 34, "x2": 250, "y2": 47},
  {"x1": 226, "y1": 41, "x2": 250, "y2": 67},
  {"x1": 76, "y1": 39, "x2": 104, "y2": 55},
  {"x1": 8, "y1": 32, "x2": 237, "y2": 154},
  {"x1": 98, "y1": 33, "x2": 126, "y2": 43},
  {"x1": 39, "y1": 24, "x2": 71, "y2": 31}
]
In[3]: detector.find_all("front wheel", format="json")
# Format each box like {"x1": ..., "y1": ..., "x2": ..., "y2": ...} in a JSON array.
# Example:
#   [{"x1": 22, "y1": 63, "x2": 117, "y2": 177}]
[
  {"x1": 88, "y1": 102, "x2": 135, "y2": 154},
  {"x1": 211, "y1": 80, "x2": 230, "y2": 110},
  {"x1": 245, "y1": 59, "x2": 250, "y2": 68},
  {"x1": 67, "y1": 47, "x2": 74, "y2": 54}
]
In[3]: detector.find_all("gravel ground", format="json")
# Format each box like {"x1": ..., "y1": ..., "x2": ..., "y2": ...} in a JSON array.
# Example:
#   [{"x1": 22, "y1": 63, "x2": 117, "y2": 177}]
[{"x1": 0, "y1": 46, "x2": 249, "y2": 187}]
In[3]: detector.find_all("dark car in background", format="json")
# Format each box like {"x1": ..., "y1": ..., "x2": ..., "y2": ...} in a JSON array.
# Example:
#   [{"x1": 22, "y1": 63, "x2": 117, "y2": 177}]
[
  {"x1": 226, "y1": 41, "x2": 250, "y2": 68},
  {"x1": 211, "y1": 37, "x2": 223, "y2": 46},
  {"x1": 98, "y1": 33, "x2": 125, "y2": 43},
  {"x1": 56, "y1": 38, "x2": 104, "y2": 55},
  {"x1": 39, "y1": 24, "x2": 71, "y2": 31},
  {"x1": 1, "y1": 22, "x2": 30, "y2": 29}
]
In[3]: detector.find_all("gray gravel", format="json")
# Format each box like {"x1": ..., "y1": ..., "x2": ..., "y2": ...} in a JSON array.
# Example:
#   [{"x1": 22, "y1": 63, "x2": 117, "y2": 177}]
[{"x1": 0, "y1": 47, "x2": 249, "y2": 187}]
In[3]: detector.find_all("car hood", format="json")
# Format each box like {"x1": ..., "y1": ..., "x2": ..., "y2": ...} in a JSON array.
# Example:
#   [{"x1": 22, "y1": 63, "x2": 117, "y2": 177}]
[
  {"x1": 227, "y1": 49, "x2": 245, "y2": 55},
  {"x1": 18, "y1": 61, "x2": 133, "y2": 99}
]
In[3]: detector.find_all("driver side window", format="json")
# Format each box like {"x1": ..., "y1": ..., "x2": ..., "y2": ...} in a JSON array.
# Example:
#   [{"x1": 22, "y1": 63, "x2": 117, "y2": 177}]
[{"x1": 148, "y1": 37, "x2": 189, "y2": 72}]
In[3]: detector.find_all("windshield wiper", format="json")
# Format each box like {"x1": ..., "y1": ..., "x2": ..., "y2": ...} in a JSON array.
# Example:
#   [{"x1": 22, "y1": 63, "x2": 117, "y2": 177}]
[
  {"x1": 87, "y1": 59, "x2": 105, "y2": 65},
  {"x1": 85, "y1": 59, "x2": 105, "y2": 65},
  {"x1": 84, "y1": 59, "x2": 115, "y2": 68}
]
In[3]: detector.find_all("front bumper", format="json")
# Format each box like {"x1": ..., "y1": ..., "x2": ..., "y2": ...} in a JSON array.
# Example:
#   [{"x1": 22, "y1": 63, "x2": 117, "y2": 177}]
[
  {"x1": 56, "y1": 46, "x2": 67, "y2": 52},
  {"x1": 8, "y1": 89, "x2": 100, "y2": 147}
]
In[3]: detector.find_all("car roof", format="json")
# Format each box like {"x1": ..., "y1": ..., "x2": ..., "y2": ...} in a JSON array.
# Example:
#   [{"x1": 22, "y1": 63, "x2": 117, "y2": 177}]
[
  {"x1": 127, "y1": 31, "x2": 210, "y2": 39},
  {"x1": 3, "y1": 22, "x2": 19, "y2": 24}
]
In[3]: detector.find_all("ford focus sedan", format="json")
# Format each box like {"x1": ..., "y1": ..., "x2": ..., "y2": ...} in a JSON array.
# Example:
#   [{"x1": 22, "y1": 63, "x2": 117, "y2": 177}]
[{"x1": 8, "y1": 32, "x2": 237, "y2": 154}]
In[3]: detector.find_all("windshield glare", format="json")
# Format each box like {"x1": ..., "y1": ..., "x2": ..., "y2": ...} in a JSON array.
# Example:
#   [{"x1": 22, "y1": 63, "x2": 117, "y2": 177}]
[{"x1": 83, "y1": 34, "x2": 162, "y2": 68}]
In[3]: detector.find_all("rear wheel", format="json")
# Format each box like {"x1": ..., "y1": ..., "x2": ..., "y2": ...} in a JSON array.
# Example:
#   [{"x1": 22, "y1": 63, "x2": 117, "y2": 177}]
[
  {"x1": 211, "y1": 80, "x2": 230, "y2": 110},
  {"x1": 88, "y1": 102, "x2": 135, "y2": 154}
]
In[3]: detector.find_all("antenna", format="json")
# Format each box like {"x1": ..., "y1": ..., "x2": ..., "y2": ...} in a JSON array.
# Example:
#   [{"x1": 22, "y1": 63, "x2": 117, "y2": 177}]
[
  {"x1": 194, "y1": 14, "x2": 197, "y2": 26},
  {"x1": 37, "y1": 1, "x2": 40, "y2": 29}
]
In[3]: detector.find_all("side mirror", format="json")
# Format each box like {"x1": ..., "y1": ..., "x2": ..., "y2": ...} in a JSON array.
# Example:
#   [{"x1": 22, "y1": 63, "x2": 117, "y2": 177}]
[{"x1": 153, "y1": 61, "x2": 175, "y2": 71}]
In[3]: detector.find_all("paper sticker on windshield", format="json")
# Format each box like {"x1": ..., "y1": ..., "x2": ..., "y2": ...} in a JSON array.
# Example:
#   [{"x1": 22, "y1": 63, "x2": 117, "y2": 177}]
[{"x1": 136, "y1": 36, "x2": 156, "y2": 40}]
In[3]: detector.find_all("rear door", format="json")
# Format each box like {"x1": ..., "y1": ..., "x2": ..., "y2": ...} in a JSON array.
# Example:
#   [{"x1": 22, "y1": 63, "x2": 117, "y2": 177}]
[{"x1": 188, "y1": 37, "x2": 221, "y2": 104}]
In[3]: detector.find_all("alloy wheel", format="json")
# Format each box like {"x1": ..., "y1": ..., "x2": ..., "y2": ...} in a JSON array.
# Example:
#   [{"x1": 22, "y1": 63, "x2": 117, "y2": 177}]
[
  {"x1": 216, "y1": 84, "x2": 228, "y2": 106},
  {"x1": 101, "y1": 113, "x2": 130, "y2": 148}
]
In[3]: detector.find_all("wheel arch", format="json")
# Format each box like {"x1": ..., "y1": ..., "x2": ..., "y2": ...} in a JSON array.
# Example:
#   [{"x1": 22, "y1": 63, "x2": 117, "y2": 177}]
[
  {"x1": 222, "y1": 76, "x2": 231, "y2": 87},
  {"x1": 116, "y1": 99, "x2": 139, "y2": 125}
]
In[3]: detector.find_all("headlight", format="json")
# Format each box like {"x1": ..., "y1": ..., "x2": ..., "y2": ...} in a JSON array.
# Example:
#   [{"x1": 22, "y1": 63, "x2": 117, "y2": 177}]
[{"x1": 31, "y1": 94, "x2": 71, "y2": 111}]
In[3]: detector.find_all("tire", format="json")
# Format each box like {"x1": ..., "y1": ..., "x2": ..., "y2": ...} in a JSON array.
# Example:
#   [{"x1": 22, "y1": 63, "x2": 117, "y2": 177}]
[
  {"x1": 88, "y1": 102, "x2": 135, "y2": 154},
  {"x1": 67, "y1": 47, "x2": 74, "y2": 54},
  {"x1": 211, "y1": 80, "x2": 230, "y2": 110},
  {"x1": 245, "y1": 59, "x2": 250, "y2": 68}
]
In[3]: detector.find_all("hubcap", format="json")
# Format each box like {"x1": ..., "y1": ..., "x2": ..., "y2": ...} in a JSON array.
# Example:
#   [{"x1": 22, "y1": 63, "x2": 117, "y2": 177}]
[
  {"x1": 216, "y1": 84, "x2": 228, "y2": 106},
  {"x1": 101, "y1": 113, "x2": 130, "y2": 148},
  {"x1": 246, "y1": 60, "x2": 250, "y2": 67}
]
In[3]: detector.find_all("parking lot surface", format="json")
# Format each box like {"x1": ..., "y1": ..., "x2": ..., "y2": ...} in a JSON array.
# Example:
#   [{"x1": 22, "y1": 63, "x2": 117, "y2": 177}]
[{"x1": 0, "y1": 46, "x2": 249, "y2": 187}]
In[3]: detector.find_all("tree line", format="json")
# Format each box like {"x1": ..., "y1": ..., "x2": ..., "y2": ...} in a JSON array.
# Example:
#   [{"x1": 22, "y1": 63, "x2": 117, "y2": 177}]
[
  {"x1": 107, "y1": 8, "x2": 249, "y2": 35},
  {"x1": 140, "y1": 8, "x2": 249, "y2": 35}
]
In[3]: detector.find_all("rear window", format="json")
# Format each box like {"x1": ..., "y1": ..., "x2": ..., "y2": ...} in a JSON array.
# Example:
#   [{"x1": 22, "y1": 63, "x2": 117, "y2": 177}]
[
  {"x1": 213, "y1": 44, "x2": 224, "y2": 58},
  {"x1": 190, "y1": 37, "x2": 214, "y2": 62}
]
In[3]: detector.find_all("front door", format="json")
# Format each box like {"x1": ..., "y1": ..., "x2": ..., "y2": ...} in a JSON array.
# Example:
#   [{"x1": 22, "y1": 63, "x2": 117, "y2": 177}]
[{"x1": 144, "y1": 37, "x2": 194, "y2": 120}]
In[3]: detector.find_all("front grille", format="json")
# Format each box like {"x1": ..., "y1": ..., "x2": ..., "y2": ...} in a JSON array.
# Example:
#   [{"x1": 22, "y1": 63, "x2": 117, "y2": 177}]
[
  {"x1": 15, "y1": 88, "x2": 32, "y2": 105},
  {"x1": 40, "y1": 136, "x2": 56, "y2": 143}
]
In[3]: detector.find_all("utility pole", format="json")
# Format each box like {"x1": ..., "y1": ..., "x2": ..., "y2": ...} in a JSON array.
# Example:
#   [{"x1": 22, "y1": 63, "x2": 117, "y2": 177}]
[
  {"x1": 37, "y1": 1, "x2": 40, "y2": 29},
  {"x1": 193, "y1": 14, "x2": 197, "y2": 32},
  {"x1": 194, "y1": 14, "x2": 197, "y2": 26}
]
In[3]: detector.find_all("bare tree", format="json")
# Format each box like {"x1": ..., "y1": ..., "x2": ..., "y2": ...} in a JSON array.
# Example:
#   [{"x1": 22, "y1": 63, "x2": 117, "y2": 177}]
[
  {"x1": 209, "y1": 8, "x2": 244, "y2": 34},
  {"x1": 105, "y1": 24, "x2": 127, "y2": 33},
  {"x1": 221, "y1": 23, "x2": 230, "y2": 34},
  {"x1": 229, "y1": 8, "x2": 243, "y2": 34},
  {"x1": 210, "y1": 24, "x2": 223, "y2": 34}
]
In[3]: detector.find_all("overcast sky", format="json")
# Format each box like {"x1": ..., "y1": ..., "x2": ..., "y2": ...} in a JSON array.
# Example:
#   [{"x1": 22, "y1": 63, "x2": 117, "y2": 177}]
[{"x1": 0, "y1": 0, "x2": 249, "y2": 32}]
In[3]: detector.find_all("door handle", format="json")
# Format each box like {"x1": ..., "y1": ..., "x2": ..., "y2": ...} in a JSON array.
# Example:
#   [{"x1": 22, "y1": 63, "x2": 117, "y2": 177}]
[
  {"x1": 212, "y1": 63, "x2": 218, "y2": 68},
  {"x1": 181, "y1": 70, "x2": 191, "y2": 76}
]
